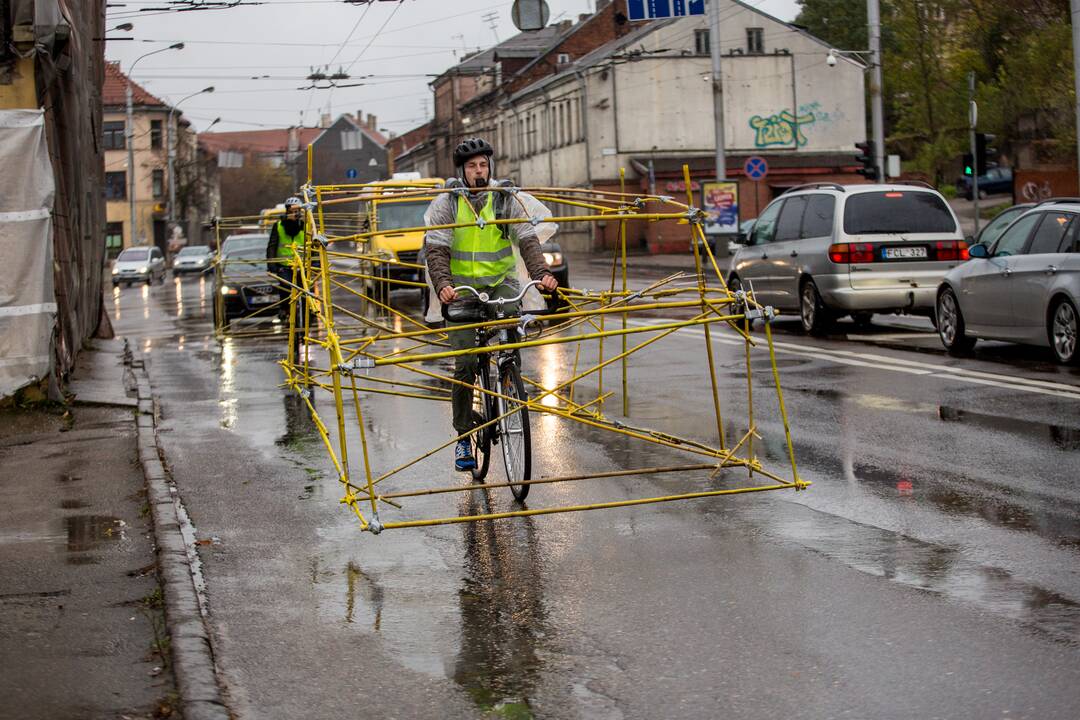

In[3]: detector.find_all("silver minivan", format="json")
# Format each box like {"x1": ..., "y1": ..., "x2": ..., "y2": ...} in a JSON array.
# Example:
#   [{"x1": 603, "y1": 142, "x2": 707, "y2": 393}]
[
  {"x1": 112, "y1": 246, "x2": 167, "y2": 286},
  {"x1": 727, "y1": 183, "x2": 968, "y2": 333}
]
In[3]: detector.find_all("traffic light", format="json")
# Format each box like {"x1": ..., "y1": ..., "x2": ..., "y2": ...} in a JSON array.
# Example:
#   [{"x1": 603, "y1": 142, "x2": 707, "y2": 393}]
[
  {"x1": 975, "y1": 133, "x2": 996, "y2": 175},
  {"x1": 962, "y1": 154, "x2": 974, "y2": 176},
  {"x1": 854, "y1": 140, "x2": 878, "y2": 181}
]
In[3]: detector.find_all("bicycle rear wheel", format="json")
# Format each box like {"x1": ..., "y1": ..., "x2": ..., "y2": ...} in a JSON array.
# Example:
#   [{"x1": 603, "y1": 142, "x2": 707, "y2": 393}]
[
  {"x1": 495, "y1": 362, "x2": 531, "y2": 501},
  {"x1": 470, "y1": 355, "x2": 493, "y2": 482}
]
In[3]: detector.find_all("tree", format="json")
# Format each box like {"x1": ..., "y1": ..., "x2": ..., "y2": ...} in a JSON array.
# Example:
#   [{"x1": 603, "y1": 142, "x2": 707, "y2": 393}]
[
  {"x1": 795, "y1": 0, "x2": 868, "y2": 51},
  {"x1": 220, "y1": 158, "x2": 296, "y2": 218}
]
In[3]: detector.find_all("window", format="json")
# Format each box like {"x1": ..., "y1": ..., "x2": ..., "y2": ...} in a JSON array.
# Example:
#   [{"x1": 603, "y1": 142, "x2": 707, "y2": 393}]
[
  {"x1": 747, "y1": 28, "x2": 764, "y2": 54},
  {"x1": 105, "y1": 171, "x2": 126, "y2": 200},
  {"x1": 801, "y1": 194, "x2": 835, "y2": 238},
  {"x1": 976, "y1": 207, "x2": 1025, "y2": 249},
  {"x1": 751, "y1": 200, "x2": 784, "y2": 245},
  {"x1": 105, "y1": 222, "x2": 124, "y2": 257},
  {"x1": 1062, "y1": 219, "x2": 1080, "y2": 253},
  {"x1": 103, "y1": 121, "x2": 125, "y2": 151},
  {"x1": 152, "y1": 169, "x2": 165, "y2": 199},
  {"x1": 341, "y1": 130, "x2": 363, "y2": 150},
  {"x1": 991, "y1": 212, "x2": 1039, "y2": 256},
  {"x1": 694, "y1": 29, "x2": 710, "y2": 56},
  {"x1": 843, "y1": 192, "x2": 956, "y2": 234},
  {"x1": 775, "y1": 196, "x2": 807, "y2": 242},
  {"x1": 557, "y1": 53, "x2": 570, "y2": 65},
  {"x1": 1027, "y1": 212, "x2": 1073, "y2": 255},
  {"x1": 150, "y1": 120, "x2": 162, "y2": 149}
]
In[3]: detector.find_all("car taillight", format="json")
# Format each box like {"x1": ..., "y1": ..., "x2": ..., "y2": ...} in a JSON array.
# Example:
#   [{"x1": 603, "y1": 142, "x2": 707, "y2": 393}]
[
  {"x1": 828, "y1": 243, "x2": 875, "y2": 264},
  {"x1": 933, "y1": 240, "x2": 969, "y2": 261}
]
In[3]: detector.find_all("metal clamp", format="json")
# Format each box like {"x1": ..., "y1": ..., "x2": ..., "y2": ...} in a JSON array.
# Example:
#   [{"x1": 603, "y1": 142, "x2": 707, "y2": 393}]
[
  {"x1": 518, "y1": 313, "x2": 540, "y2": 337},
  {"x1": 337, "y1": 357, "x2": 376, "y2": 375},
  {"x1": 313, "y1": 233, "x2": 329, "y2": 248},
  {"x1": 685, "y1": 207, "x2": 706, "y2": 224},
  {"x1": 476, "y1": 217, "x2": 486, "y2": 229},
  {"x1": 529, "y1": 215, "x2": 543, "y2": 226},
  {"x1": 366, "y1": 514, "x2": 384, "y2": 535}
]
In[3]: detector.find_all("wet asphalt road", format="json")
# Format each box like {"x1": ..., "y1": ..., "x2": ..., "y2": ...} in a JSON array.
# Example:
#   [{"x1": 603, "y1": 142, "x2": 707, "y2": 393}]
[{"x1": 110, "y1": 267, "x2": 1080, "y2": 720}]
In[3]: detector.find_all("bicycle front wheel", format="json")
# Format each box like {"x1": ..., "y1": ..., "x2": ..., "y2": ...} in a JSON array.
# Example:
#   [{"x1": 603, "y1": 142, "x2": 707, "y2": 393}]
[
  {"x1": 470, "y1": 355, "x2": 493, "y2": 482},
  {"x1": 495, "y1": 362, "x2": 531, "y2": 501}
]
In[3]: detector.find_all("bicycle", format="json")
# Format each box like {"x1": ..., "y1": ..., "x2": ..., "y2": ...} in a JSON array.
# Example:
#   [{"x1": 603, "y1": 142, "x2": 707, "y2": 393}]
[{"x1": 444, "y1": 280, "x2": 542, "y2": 502}]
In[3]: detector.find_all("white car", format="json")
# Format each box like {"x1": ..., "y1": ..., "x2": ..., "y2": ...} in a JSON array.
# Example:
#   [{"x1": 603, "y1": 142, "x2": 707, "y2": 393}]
[
  {"x1": 172, "y1": 245, "x2": 213, "y2": 275},
  {"x1": 112, "y1": 246, "x2": 166, "y2": 286}
]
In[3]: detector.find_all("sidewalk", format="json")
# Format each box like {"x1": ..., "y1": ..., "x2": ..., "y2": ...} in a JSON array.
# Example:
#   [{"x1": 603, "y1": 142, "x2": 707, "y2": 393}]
[{"x1": 0, "y1": 339, "x2": 176, "y2": 719}]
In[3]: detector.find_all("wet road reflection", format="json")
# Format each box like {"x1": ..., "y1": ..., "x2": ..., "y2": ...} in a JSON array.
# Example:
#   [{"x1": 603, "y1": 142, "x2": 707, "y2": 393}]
[{"x1": 453, "y1": 491, "x2": 547, "y2": 715}]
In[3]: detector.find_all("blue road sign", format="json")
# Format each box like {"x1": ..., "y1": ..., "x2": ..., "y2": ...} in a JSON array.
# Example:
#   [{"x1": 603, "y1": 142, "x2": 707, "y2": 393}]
[
  {"x1": 627, "y1": 0, "x2": 705, "y2": 21},
  {"x1": 744, "y1": 156, "x2": 769, "y2": 181},
  {"x1": 345, "y1": 168, "x2": 358, "y2": 179}
]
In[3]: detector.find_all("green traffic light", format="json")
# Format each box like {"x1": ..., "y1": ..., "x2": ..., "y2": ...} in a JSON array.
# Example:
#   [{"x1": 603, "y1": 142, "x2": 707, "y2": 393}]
[{"x1": 964, "y1": 165, "x2": 973, "y2": 176}]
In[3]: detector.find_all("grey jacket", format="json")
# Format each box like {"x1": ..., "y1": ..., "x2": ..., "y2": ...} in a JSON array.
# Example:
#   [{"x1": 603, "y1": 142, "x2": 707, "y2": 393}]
[{"x1": 424, "y1": 184, "x2": 551, "y2": 292}]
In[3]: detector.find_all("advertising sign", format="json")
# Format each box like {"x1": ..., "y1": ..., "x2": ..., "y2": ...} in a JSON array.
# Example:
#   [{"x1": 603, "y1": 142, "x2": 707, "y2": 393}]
[{"x1": 702, "y1": 181, "x2": 739, "y2": 236}]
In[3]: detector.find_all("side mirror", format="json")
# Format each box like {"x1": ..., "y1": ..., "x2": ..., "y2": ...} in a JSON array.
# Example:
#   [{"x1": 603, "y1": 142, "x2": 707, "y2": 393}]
[{"x1": 968, "y1": 243, "x2": 989, "y2": 259}]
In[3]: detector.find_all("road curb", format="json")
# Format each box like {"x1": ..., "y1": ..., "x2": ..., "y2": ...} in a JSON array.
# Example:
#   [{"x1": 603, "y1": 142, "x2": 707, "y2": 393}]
[{"x1": 126, "y1": 340, "x2": 231, "y2": 720}]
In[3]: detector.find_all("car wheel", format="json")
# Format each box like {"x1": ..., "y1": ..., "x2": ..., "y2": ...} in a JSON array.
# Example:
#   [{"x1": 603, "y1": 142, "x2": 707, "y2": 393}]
[
  {"x1": 937, "y1": 287, "x2": 976, "y2": 356},
  {"x1": 800, "y1": 278, "x2": 832, "y2": 335},
  {"x1": 1049, "y1": 297, "x2": 1079, "y2": 364}
]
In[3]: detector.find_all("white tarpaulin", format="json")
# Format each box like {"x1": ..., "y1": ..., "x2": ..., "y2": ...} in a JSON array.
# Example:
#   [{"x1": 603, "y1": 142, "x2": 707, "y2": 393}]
[{"x1": 0, "y1": 109, "x2": 57, "y2": 397}]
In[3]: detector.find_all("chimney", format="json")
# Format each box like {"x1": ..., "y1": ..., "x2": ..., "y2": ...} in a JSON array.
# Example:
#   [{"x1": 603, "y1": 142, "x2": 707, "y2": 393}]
[
  {"x1": 367, "y1": 114, "x2": 377, "y2": 131},
  {"x1": 320, "y1": 113, "x2": 331, "y2": 129},
  {"x1": 356, "y1": 109, "x2": 363, "y2": 123},
  {"x1": 579, "y1": 13, "x2": 592, "y2": 23}
]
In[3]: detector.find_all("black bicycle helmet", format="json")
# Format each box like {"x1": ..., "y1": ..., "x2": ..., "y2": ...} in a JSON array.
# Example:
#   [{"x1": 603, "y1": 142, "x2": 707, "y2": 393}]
[{"x1": 453, "y1": 137, "x2": 494, "y2": 167}]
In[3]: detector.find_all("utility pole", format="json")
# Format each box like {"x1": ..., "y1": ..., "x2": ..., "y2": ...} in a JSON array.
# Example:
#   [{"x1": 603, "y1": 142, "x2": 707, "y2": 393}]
[
  {"x1": 126, "y1": 82, "x2": 137, "y2": 246},
  {"x1": 867, "y1": 0, "x2": 885, "y2": 181},
  {"x1": 708, "y1": 0, "x2": 726, "y2": 180},
  {"x1": 1072, "y1": 0, "x2": 1080, "y2": 192},
  {"x1": 969, "y1": 72, "x2": 980, "y2": 235}
]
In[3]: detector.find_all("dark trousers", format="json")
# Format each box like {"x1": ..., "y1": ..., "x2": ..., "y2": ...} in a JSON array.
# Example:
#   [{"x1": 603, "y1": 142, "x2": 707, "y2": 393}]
[{"x1": 447, "y1": 283, "x2": 520, "y2": 435}]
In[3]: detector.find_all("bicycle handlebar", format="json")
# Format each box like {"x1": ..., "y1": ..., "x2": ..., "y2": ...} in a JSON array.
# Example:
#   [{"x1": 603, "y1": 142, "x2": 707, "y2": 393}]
[{"x1": 451, "y1": 280, "x2": 544, "y2": 306}]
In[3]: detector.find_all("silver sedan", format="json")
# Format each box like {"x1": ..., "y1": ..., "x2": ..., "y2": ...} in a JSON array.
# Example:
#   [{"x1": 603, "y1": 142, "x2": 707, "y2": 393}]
[{"x1": 936, "y1": 202, "x2": 1080, "y2": 363}]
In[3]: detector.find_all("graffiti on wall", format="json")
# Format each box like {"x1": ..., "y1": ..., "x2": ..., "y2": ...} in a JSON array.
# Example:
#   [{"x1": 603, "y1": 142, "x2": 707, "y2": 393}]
[
  {"x1": 747, "y1": 102, "x2": 842, "y2": 149},
  {"x1": 749, "y1": 110, "x2": 816, "y2": 148}
]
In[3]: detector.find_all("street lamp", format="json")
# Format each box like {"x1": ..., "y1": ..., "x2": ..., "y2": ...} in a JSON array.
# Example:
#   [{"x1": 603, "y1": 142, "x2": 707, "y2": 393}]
[
  {"x1": 126, "y1": 42, "x2": 183, "y2": 248},
  {"x1": 167, "y1": 85, "x2": 214, "y2": 239}
]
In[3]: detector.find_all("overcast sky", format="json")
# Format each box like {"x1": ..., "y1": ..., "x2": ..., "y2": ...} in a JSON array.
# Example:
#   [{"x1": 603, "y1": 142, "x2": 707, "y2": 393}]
[{"x1": 105, "y1": 0, "x2": 801, "y2": 136}]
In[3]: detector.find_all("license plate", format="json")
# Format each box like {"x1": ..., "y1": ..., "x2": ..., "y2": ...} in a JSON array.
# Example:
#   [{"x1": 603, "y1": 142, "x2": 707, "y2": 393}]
[
  {"x1": 249, "y1": 295, "x2": 275, "y2": 305},
  {"x1": 882, "y1": 246, "x2": 927, "y2": 260}
]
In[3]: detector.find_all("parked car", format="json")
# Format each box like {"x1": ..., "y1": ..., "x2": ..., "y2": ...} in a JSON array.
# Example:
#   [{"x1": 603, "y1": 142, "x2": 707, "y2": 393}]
[
  {"x1": 219, "y1": 232, "x2": 269, "y2": 259},
  {"x1": 726, "y1": 183, "x2": 968, "y2": 333},
  {"x1": 171, "y1": 245, "x2": 214, "y2": 275},
  {"x1": 956, "y1": 166, "x2": 1013, "y2": 200},
  {"x1": 967, "y1": 203, "x2": 1034, "y2": 247},
  {"x1": 936, "y1": 200, "x2": 1080, "y2": 363},
  {"x1": 213, "y1": 245, "x2": 283, "y2": 325},
  {"x1": 112, "y1": 246, "x2": 166, "y2": 286}
]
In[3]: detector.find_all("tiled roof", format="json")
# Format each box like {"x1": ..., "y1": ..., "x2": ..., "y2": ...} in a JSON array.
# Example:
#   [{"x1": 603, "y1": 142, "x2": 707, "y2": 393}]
[
  {"x1": 198, "y1": 127, "x2": 323, "y2": 155},
  {"x1": 103, "y1": 62, "x2": 167, "y2": 108}
]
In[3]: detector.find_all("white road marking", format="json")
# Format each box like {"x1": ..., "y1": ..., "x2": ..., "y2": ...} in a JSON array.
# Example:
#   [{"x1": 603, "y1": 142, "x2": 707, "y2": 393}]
[{"x1": 626, "y1": 318, "x2": 1080, "y2": 401}]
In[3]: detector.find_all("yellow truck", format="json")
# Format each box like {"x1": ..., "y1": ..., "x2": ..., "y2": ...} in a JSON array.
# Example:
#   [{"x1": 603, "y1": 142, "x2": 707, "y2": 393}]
[{"x1": 361, "y1": 173, "x2": 443, "y2": 304}]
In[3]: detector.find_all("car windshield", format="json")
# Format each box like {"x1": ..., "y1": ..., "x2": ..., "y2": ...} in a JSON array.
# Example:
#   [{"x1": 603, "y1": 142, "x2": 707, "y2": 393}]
[
  {"x1": 178, "y1": 246, "x2": 209, "y2": 256},
  {"x1": 376, "y1": 200, "x2": 429, "y2": 231},
  {"x1": 843, "y1": 191, "x2": 956, "y2": 234},
  {"x1": 117, "y1": 248, "x2": 149, "y2": 261},
  {"x1": 977, "y1": 208, "x2": 1025, "y2": 247},
  {"x1": 223, "y1": 247, "x2": 267, "y2": 271}
]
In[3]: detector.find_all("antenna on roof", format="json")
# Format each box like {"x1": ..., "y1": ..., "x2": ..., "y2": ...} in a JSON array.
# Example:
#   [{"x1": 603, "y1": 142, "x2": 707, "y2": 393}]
[{"x1": 482, "y1": 11, "x2": 500, "y2": 43}]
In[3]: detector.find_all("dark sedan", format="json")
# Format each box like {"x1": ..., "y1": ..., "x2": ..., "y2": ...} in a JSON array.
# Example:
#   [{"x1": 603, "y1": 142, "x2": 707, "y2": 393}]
[
  {"x1": 213, "y1": 246, "x2": 285, "y2": 326},
  {"x1": 956, "y1": 166, "x2": 1013, "y2": 200}
]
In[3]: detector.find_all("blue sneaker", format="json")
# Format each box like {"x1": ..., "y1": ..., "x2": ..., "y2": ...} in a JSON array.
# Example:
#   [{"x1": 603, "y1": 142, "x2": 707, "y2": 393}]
[{"x1": 454, "y1": 438, "x2": 476, "y2": 471}]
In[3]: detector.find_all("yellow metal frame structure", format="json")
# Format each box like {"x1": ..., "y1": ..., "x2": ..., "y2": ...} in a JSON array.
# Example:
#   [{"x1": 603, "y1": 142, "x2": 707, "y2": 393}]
[{"x1": 258, "y1": 160, "x2": 807, "y2": 534}]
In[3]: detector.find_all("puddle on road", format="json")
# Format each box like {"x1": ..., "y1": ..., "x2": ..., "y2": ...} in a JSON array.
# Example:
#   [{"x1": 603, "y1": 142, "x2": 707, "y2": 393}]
[
  {"x1": 64, "y1": 515, "x2": 124, "y2": 552},
  {"x1": 939, "y1": 405, "x2": 1080, "y2": 451},
  {"x1": 752, "y1": 501, "x2": 1080, "y2": 642}
]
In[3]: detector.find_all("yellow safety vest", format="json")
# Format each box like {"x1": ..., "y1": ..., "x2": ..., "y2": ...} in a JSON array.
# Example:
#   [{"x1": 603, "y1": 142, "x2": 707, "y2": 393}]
[
  {"x1": 449, "y1": 193, "x2": 514, "y2": 288},
  {"x1": 275, "y1": 222, "x2": 305, "y2": 260}
]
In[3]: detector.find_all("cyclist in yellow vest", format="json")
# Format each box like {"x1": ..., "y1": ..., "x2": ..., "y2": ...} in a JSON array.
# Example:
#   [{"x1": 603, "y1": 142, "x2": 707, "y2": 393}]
[
  {"x1": 266, "y1": 196, "x2": 306, "y2": 319},
  {"x1": 425, "y1": 137, "x2": 558, "y2": 471}
]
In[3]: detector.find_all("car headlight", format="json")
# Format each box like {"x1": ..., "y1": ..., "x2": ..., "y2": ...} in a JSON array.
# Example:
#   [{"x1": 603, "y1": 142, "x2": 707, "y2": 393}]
[
  {"x1": 111, "y1": 267, "x2": 119, "y2": 275},
  {"x1": 220, "y1": 285, "x2": 238, "y2": 296},
  {"x1": 139, "y1": 266, "x2": 148, "y2": 273},
  {"x1": 543, "y1": 252, "x2": 563, "y2": 267}
]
